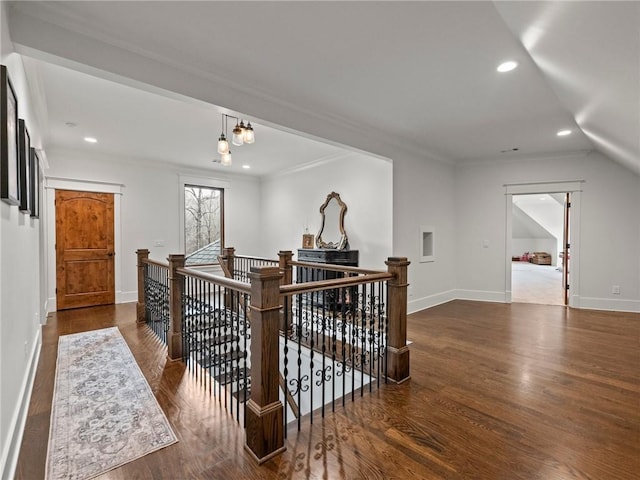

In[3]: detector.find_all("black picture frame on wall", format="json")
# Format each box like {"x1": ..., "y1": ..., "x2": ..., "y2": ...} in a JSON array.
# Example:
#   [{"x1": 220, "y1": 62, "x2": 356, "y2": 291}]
[
  {"x1": 18, "y1": 119, "x2": 31, "y2": 213},
  {"x1": 1, "y1": 64, "x2": 20, "y2": 205},
  {"x1": 30, "y1": 148, "x2": 39, "y2": 218}
]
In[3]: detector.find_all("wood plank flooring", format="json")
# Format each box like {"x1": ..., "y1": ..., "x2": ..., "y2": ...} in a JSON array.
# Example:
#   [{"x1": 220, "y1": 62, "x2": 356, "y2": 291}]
[{"x1": 15, "y1": 301, "x2": 640, "y2": 479}]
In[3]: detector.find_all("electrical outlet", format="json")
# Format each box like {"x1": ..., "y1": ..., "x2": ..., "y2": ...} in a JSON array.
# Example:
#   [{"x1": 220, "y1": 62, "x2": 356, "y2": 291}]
[{"x1": 611, "y1": 285, "x2": 620, "y2": 295}]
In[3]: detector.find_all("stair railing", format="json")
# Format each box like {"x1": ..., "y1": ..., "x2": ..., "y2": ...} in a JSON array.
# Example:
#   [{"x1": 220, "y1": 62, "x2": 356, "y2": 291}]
[
  {"x1": 136, "y1": 249, "x2": 170, "y2": 345},
  {"x1": 137, "y1": 248, "x2": 410, "y2": 465}
]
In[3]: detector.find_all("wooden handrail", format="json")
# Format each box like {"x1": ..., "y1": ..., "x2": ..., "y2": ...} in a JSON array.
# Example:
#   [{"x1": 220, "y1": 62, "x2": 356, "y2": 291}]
[
  {"x1": 176, "y1": 266, "x2": 252, "y2": 294},
  {"x1": 236, "y1": 254, "x2": 279, "y2": 263},
  {"x1": 290, "y1": 260, "x2": 385, "y2": 275},
  {"x1": 142, "y1": 258, "x2": 170, "y2": 269},
  {"x1": 280, "y1": 271, "x2": 392, "y2": 296}
]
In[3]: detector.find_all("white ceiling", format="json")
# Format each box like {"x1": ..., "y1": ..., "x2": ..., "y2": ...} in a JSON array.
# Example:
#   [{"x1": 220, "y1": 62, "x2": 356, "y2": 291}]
[
  {"x1": 7, "y1": 1, "x2": 639, "y2": 176},
  {"x1": 25, "y1": 59, "x2": 347, "y2": 176}
]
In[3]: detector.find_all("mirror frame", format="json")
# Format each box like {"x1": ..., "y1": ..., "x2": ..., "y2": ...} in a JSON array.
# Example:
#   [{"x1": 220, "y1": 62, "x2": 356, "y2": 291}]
[{"x1": 316, "y1": 191, "x2": 349, "y2": 249}]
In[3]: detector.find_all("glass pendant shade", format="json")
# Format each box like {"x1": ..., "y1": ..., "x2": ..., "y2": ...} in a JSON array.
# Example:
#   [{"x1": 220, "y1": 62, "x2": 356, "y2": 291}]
[
  {"x1": 232, "y1": 123, "x2": 244, "y2": 146},
  {"x1": 243, "y1": 122, "x2": 255, "y2": 144},
  {"x1": 217, "y1": 133, "x2": 229, "y2": 154},
  {"x1": 215, "y1": 115, "x2": 255, "y2": 167}
]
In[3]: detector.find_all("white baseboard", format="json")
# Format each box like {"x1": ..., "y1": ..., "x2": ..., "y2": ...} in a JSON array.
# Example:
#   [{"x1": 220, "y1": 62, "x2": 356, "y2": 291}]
[
  {"x1": 42, "y1": 299, "x2": 49, "y2": 324},
  {"x1": 408, "y1": 290, "x2": 456, "y2": 314},
  {"x1": 408, "y1": 289, "x2": 639, "y2": 315},
  {"x1": 47, "y1": 296, "x2": 56, "y2": 313},
  {"x1": 117, "y1": 290, "x2": 138, "y2": 304},
  {"x1": 453, "y1": 289, "x2": 507, "y2": 303},
  {"x1": 1, "y1": 328, "x2": 42, "y2": 480},
  {"x1": 576, "y1": 297, "x2": 640, "y2": 313}
]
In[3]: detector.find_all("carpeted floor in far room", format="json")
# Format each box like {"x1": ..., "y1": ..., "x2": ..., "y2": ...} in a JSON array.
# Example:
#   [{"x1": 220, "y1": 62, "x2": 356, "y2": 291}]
[{"x1": 511, "y1": 261, "x2": 564, "y2": 305}]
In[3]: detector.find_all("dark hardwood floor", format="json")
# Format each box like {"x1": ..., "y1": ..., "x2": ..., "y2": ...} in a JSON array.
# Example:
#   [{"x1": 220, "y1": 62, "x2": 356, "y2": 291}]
[{"x1": 15, "y1": 301, "x2": 640, "y2": 479}]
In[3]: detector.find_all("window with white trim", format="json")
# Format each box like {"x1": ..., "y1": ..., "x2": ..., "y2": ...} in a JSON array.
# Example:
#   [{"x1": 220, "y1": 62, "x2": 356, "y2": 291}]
[{"x1": 184, "y1": 184, "x2": 224, "y2": 264}]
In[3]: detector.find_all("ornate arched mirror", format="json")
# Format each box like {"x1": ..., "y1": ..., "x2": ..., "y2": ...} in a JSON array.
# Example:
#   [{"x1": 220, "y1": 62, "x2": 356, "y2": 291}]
[{"x1": 316, "y1": 192, "x2": 349, "y2": 249}]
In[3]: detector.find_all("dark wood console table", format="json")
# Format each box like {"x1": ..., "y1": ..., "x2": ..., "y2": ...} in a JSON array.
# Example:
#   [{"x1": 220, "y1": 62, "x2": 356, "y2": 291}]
[
  {"x1": 297, "y1": 248, "x2": 359, "y2": 267},
  {"x1": 296, "y1": 249, "x2": 359, "y2": 311}
]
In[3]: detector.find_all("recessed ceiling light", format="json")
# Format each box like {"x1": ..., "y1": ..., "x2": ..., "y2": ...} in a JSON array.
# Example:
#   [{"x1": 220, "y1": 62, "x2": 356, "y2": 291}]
[
  {"x1": 84, "y1": 137, "x2": 98, "y2": 143},
  {"x1": 242, "y1": 165, "x2": 251, "y2": 169},
  {"x1": 557, "y1": 129, "x2": 571, "y2": 136},
  {"x1": 497, "y1": 61, "x2": 518, "y2": 73}
]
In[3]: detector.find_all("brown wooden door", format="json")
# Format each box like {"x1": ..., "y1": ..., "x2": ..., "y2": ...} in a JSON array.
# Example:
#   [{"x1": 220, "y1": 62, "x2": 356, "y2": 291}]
[{"x1": 56, "y1": 189, "x2": 115, "y2": 310}]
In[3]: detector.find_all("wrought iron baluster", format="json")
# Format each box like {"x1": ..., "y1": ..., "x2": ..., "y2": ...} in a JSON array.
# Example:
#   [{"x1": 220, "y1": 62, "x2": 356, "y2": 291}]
[{"x1": 296, "y1": 293, "x2": 303, "y2": 432}]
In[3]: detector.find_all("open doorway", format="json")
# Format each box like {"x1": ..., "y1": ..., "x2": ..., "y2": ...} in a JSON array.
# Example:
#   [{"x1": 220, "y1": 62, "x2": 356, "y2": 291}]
[
  {"x1": 510, "y1": 193, "x2": 570, "y2": 306},
  {"x1": 505, "y1": 181, "x2": 582, "y2": 307}
]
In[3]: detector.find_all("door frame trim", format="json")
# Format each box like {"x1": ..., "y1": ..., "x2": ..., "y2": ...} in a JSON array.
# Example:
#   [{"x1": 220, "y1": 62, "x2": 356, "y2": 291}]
[
  {"x1": 504, "y1": 181, "x2": 583, "y2": 307},
  {"x1": 45, "y1": 177, "x2": 123, "y2": 312}
]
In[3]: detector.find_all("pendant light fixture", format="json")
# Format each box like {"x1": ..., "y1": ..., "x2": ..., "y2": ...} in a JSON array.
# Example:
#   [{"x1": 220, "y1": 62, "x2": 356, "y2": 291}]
[
  {"x1": 232, "y1": 120, "x2": 245, "y2": 146},
  {"x1": 215, "y1": 113, "x2": 256, "y2": 166},
  {"x1": 243, "y1": 122, "x2": 255, "y2": 144},
  {"x1": 217, "y1": 115, "x2": 229, "y2": 155},
  {"x1": 221, "y1": 150, "x2": 232, "y2": 166}
]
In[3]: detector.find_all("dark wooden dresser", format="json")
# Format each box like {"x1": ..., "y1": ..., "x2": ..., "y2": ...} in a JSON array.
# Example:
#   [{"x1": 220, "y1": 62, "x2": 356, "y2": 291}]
[
  {"x1": 296, "y1": 249, "x2": 359, "y2": 311},
  {"x1": 297, "y1": 248, "x2": 359, "y2": 267}
]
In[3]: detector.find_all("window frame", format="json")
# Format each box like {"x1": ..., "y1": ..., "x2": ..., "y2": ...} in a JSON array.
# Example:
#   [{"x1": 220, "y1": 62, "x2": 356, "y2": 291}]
[{"x1": 179, "y1": 175, "x2": 229, "y2": 259}]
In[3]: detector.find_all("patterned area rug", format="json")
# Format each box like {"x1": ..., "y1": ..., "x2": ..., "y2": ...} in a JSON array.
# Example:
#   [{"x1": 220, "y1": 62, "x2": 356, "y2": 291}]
[{"x1": 45, "y1": 327, "x2": 178, "y2": 480}]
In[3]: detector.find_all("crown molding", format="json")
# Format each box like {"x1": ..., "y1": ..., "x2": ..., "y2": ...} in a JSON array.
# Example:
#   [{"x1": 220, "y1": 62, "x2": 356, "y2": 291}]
[
  {"x1": 263, "y1": 151, "x2": 360, "y2": 180},
  {"x1": 455, "y1": 149, "x2": 594, "y2": 168},
  {"x1": 46, "y1": 147, "x2": 261, "y2": 183}
]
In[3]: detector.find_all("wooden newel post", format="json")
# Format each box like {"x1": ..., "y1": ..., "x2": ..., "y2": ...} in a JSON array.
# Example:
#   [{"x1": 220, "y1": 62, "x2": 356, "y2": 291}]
[
  {"x1": 222, "y1": 247, "x2": 236, "y2": 278},
  {"x1": 136, "y1": 249, "x2": 149, "y2": 324},
  {"x1": 278, "y1": 250, "x2": 293, "y2": 332},
  {"x1": 385, "y1": 257, "x2": 411, "y2": 383},
  {"x1": 245, "y1": 266, "x2": 285, "y2": 463},
  {"x1": 222, "y1": 247, "x2": 236, "y2": 311},
  {"x1": 167, "y1": 254, "x2": 185, "y2": 361}
]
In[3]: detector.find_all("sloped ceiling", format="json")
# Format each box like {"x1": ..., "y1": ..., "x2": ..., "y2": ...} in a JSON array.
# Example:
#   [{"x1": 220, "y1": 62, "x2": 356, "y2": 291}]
[
  {"x1": 512, "y1": 204, "x2": 555, "y2": 239},
  {"x1": 495, "y1": 1, "x2": 640, "y2": 175},
  {"x1": 6, "y1": 1, "x2": 639, "y2": 175}
]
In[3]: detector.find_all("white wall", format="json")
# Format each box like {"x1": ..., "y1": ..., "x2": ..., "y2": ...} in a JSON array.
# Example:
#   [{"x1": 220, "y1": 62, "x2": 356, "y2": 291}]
[
  {"x1": 394, "y1": 154, "x2": 457, "y2": 312},
  {"x1": 259, "y1": 152, "x2": 392, "y2": 269},
  {"x1": 0, "y1": 5, "x2": 46, "y2": 476},
  {"x1": 261, "y1": 149, "x2": 458, "y2": 313},
  {"x1": 456, "y1": 152, "x2": 640, "y2": 311},
  {"x1": 45, "y1": 149, "x2": 262, "y2": 308}
]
